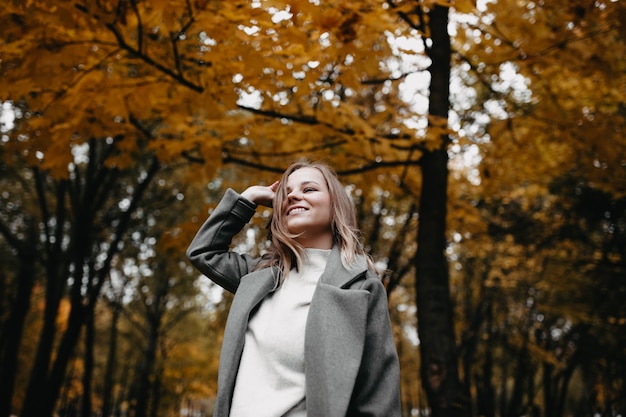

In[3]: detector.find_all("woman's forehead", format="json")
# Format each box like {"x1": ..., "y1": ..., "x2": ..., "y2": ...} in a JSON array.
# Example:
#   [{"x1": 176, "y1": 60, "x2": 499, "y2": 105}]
[{"x1": 286, "y1": 167, "x2": 326, "y2": 187}]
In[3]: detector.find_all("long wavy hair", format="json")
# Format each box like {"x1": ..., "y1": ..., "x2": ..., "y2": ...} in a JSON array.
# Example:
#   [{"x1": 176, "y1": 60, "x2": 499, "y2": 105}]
[{"x1": 256, "y1": 159, "x2": 375, "y2": 282}]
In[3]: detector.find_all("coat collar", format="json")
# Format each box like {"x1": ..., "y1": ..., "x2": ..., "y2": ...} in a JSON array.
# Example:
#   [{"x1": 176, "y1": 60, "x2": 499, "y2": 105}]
[{"x1": 319, "y1": 245, "x2": 368, "y2": 288}]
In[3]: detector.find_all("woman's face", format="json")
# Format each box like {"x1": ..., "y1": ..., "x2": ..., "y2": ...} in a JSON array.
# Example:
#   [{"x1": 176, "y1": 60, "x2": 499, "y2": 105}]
[{"x1": 282, "y1": 167, "x2": 333, "y2": 249}]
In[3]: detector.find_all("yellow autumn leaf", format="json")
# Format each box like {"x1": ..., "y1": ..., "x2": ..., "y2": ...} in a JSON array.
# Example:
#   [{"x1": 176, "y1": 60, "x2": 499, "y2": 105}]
[{"x1": 453, "y1": 0, "x2": 475, "y2": 14}]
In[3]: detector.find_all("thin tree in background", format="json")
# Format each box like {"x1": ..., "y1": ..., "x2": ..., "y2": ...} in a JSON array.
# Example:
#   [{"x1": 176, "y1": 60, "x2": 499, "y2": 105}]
[{"x1": 409, "y1": 3, "x2": 470, "y2": 415}]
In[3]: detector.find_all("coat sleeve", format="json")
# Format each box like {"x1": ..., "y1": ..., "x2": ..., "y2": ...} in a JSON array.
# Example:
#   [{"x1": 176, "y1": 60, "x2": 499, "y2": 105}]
[
  {"x1": 349, "y1": 274, "x2": 402, "y2": 416},
  {"x1": 186, "y1": 188, "x2": 260, "y2": 294}
]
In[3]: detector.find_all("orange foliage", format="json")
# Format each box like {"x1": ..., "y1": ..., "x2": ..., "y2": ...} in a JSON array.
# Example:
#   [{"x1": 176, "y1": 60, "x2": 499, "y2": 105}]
[{"x1": 1, "y1": 0, "x2": 431, "y2": 185}]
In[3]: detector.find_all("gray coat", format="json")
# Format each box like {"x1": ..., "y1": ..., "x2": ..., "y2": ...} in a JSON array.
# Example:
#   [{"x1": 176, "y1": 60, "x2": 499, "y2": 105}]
[{"x1": 187, "y1": 188, "x2": 401, "y2": 417}]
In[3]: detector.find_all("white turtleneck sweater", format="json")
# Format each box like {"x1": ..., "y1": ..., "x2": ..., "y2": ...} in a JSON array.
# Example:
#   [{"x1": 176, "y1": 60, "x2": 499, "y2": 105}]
[{"x1": 229, "y1": 248, "x2": 331, "y2": 417}]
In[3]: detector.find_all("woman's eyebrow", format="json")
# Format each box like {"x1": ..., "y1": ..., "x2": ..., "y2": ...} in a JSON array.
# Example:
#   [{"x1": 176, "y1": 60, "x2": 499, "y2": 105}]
[
  {"x1": 286, "y1": 180, "x2": 321, "y2": 194},
  {"x1": 287, "y1": 181, "x2": 319, "y2": 191}
]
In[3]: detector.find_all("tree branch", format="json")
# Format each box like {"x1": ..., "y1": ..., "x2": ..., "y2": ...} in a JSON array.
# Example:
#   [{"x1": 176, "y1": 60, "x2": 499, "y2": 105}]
[
  {"x1": 74, "y1": 3, "x2": 203, "y2": 92},
  {"x1": 128, "y1": 0, "x2": 144, "y2": 54},
  {"x1": 221, "y1": 153, "x2": 422, "y2": 176}
]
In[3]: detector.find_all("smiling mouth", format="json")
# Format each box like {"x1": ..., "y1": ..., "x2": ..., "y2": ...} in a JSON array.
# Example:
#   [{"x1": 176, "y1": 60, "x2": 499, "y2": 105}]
[{"x1": 288, "y1": 207, "x2": 308, "y2": 215}]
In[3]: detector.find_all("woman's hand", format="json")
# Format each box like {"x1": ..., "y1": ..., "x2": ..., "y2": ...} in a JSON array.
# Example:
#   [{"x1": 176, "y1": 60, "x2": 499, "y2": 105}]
[{"x1": 241, "y1": 181, "x2": 279, "y2": 207}]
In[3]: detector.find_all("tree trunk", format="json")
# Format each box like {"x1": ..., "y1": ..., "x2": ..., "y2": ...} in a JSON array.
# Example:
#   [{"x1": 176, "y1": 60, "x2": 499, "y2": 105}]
[
  {"x1": 21, "y1": 150, "x2": 159, "y2": 417},
  {"x1": 150, "y1": 348, "x2": 166, "y2": 417},
  {"x1": 543, "y1": 362, "x2": 554, "y2": 417},
  {"x1": 0, "y1": 225, "x2": 37, "y2": 417},
  {"x1": 498, "y1": 347, "x2": 509, "y2": 417},
  {"x1": 134, "y1": 267, "x2": 168, "y2": 417},
  {"x1": 81, "y1": 310, "x2": 95, "y2": 417},
  {"x1": 133, "y1": 318, "x2": 159, "y2": 417},
  {"x1": 415, "y1": 4, "x2": 470, "y2": 416},
  {"x1": 21, "y1": 179, "x2": 68, "y2": 417},
  {"x1": 40, "y1": 177, "x2": 97, "y2": 417},
  {"x1": 478, "y1": 299, "x2": 495, "y2": 417},
  {"x1": 102, "y1": 302, "x2": 122, "y2": 417},
  {"x1": 508, "y1": 345, "x2": 530, "y2": 416}
]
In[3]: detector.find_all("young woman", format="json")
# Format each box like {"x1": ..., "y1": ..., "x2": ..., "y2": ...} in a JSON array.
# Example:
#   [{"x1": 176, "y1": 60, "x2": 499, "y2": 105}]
[{"x1": 187, "y1": 160, "x2": 401, "y2": 417}]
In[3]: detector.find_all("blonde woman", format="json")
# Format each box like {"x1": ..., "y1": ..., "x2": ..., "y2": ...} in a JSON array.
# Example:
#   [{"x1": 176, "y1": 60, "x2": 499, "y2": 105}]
[{"x1": 187, "y1": 160, "x2": 401, "y2": 417}]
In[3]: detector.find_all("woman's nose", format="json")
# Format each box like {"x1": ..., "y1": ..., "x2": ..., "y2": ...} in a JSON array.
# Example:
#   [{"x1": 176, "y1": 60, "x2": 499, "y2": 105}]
[{"x1": 288, "y1": 190, "x2": 302, "y2": 201}]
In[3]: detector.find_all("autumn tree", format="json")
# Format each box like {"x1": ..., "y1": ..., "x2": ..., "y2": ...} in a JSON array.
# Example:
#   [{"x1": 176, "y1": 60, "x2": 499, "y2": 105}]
[
  {"x1": 448, "y1": 0, "x2": 626, "y2": 415},
  {"x1": 6, "y1": 0, "x2": 623, "y2": 416},
  {"x1": 2, "y1": 0, "x2": 447, "y2": 416}
]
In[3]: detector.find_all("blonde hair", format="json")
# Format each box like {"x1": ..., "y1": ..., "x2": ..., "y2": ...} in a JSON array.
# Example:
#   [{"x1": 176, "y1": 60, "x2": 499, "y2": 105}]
[{"x1": 256, "y1": 159, "x2": 374, "y2": 280}]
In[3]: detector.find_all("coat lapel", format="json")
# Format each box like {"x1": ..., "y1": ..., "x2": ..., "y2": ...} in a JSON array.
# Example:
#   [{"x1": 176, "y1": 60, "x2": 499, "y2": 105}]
[
  {"x1": 304, "y1": 246, "x2": 370, "y2": 417},
  {"x1": 214, "y1": 268, "x2": 277, "y2": 416}
]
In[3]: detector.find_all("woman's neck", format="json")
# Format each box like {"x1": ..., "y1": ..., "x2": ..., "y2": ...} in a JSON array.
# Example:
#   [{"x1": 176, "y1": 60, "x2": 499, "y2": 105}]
[{"x1": 295, "y1": 233, "x2": 333, "y2": 249}]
